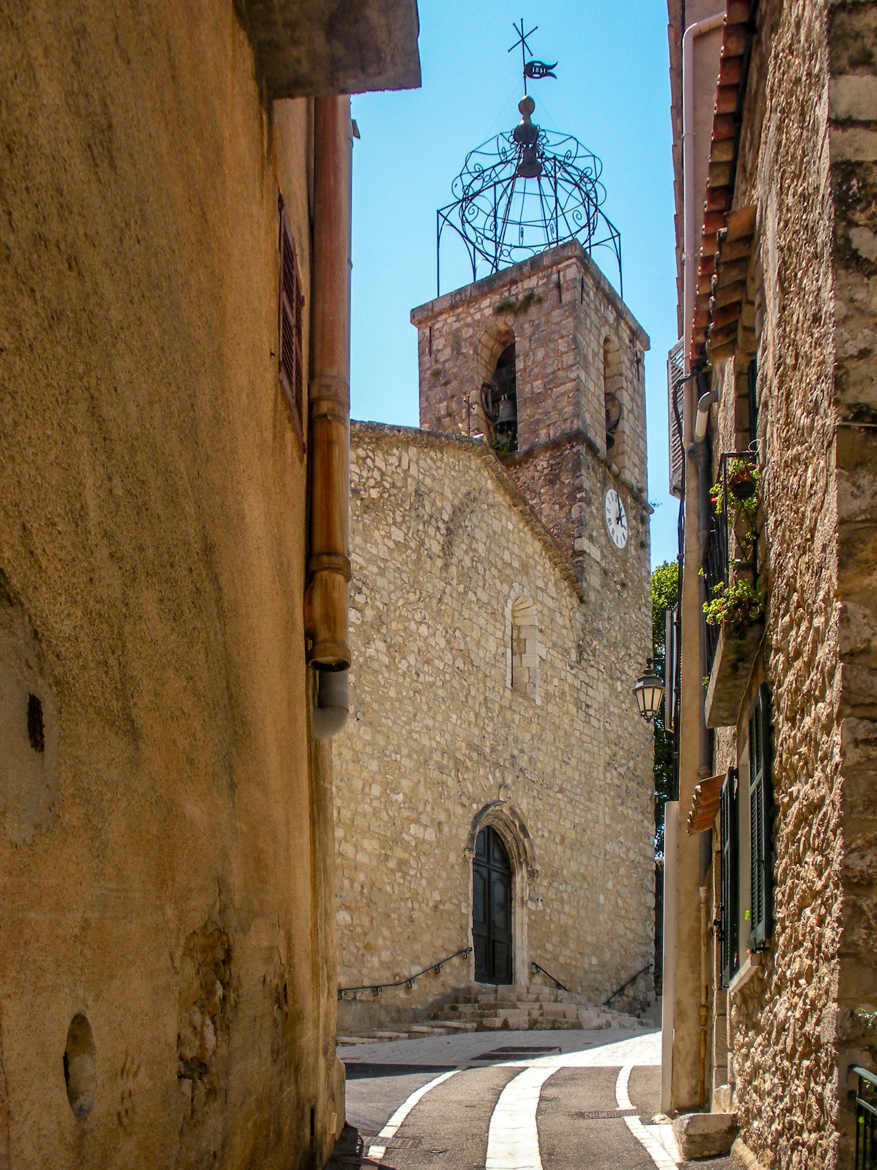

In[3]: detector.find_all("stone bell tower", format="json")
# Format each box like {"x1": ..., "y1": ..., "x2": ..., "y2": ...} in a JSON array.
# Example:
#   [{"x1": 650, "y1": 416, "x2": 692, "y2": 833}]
[{"x1": 410, "y1": 85, "x2": 651, "y2": 694}]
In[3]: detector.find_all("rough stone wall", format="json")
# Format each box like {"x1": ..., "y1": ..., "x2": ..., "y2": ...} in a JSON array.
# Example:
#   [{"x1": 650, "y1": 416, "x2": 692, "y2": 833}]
[
  {"x1": 700, "y1": 0, "x2": 877, "y2": 1165},
  {"x1": 0, "y1": 4, "x2": 341, "y2": 1168},
  {"x1": 333, "y1": 425, "x2": 654, "y2": 1025},
  {"x1": 412, "y1": 243, "x2": 649, "y2": 498},
  {"x1": 828, "y1": 0, "x2": 877, "y2": 1135}
]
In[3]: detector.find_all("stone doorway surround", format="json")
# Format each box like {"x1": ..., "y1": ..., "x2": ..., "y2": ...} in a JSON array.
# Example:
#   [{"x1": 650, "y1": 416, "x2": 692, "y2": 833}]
[{"x1": 465, "y1": 801, "x2": 537, "y2": 988}]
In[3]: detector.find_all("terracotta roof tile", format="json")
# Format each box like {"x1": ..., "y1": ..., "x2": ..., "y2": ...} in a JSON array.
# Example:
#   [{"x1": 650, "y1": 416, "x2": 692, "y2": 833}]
[{"x1": 688, "y1": 0, "x2": 758, "y2": 368}]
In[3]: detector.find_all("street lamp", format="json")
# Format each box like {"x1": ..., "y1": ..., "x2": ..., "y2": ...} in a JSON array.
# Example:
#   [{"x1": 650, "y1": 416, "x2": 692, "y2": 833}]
[{"x1": 634, "y1": 658, "x2": 664, "y2": 722}]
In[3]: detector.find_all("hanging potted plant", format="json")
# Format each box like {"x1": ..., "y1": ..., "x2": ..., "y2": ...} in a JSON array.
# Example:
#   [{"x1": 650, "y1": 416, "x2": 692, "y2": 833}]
[
  {"x1": 710, "y1": 458, "x2": 760, "y2": 562},
  {"x1": 710, "y1": 460, "x2": 760, "y2": 516},
  {"x1": 702, "y1": 578, "x2": 763, "y2": 632},
  {"x1": 727, "y1": 456, "x2": 759, "y2": 500}
]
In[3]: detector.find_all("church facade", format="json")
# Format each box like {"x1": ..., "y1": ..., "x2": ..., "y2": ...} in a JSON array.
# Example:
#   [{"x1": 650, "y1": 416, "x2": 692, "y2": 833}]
[{"x1": 333, "y1": 243, "x2": 655, "y2": 1028}]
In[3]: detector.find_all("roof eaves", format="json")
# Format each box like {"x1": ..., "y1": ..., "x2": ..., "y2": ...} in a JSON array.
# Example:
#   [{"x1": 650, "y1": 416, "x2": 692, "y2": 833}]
[{"x1": 689, "y1": 0, "x2": 759, "y2": 369}]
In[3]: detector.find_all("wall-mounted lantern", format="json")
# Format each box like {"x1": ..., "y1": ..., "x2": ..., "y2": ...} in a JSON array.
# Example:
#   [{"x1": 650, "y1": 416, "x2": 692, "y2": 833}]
[{"x1": 634, "y1": 658, "x2": 664, "y2": 723}]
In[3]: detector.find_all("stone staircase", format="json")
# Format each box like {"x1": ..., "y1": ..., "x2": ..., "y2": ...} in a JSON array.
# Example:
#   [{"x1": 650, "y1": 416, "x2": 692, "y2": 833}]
[{"x1": 337, "y1": 983, "x2": 647, "y2": 1045}]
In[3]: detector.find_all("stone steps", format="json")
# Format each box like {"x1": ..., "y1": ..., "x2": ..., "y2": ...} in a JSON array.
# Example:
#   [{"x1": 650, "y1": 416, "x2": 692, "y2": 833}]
[
  {"x1": 337, "y1": 1021, "x2": 478, "y2": 1044},
  {"x1": 430, "y1": 983, "x2": 649, "y2": 1033},
  {"x1": 336, "y1": 984, "x2": 652, "y2": 1046}
]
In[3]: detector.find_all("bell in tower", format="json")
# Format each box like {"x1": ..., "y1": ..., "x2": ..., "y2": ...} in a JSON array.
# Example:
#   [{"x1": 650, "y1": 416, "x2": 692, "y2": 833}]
[{"x1": 412, "y1": 22, "x2": 649, "y2": 587}]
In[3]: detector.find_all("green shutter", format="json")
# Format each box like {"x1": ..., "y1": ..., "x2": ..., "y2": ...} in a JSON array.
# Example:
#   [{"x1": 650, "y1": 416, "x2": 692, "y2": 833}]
[
  {"x1": 749, "y1": 684, "x2": 773, "y2": 949},
  {"x1": 720, "y1": 766, "x2": 739, "y2": 987}
]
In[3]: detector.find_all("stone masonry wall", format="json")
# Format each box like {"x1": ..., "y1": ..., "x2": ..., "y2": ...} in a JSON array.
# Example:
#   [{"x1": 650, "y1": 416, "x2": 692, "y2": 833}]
[
  {"x1": 333, "y1": 424, "x2": 654, "y2": 1026},
  {"x1": 704, "y1": 0, "x2": 877, "y2": 1165},
  {"x1": 828, "y1": 0, "x2": 877, "y2": 1137},
  {"x1": 412, "y1": 243, "x2": 649, "y2": 499}
]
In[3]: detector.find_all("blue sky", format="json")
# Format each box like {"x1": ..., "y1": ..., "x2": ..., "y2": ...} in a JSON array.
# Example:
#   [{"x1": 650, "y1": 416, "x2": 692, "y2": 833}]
[{"x1": 349, "y1": 0, "x2": 679, "y2": 568}]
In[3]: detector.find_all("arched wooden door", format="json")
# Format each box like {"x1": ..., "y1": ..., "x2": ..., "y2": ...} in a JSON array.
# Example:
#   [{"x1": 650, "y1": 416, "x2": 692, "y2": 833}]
[{"x1": 472, "y1": 826, "x2": 513, "y2": 984}]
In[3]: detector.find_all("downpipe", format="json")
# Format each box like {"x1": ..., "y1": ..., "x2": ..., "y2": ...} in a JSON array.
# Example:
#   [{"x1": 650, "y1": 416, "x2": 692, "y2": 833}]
[
  {"x1": 306, "y1": 95, "x2": 353, "y2": 737},
  {"x1": 690, "y1": 371, "x2": 717, "y2": 1108}
]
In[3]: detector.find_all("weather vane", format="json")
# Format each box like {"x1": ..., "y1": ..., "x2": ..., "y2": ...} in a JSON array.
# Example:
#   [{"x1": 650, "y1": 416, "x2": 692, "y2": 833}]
[
  {"x1": 433, "y1": 18, "x2": 622, "y2": 298},
  {"x1": 508, "y1": 18, "x2": 557, "y2": 94}
]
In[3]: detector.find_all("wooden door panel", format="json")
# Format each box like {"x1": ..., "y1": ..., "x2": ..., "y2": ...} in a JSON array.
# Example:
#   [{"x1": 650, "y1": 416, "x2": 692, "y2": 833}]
[{"x1": 472, "y1": 826, "x2": 513, "y2": 984}]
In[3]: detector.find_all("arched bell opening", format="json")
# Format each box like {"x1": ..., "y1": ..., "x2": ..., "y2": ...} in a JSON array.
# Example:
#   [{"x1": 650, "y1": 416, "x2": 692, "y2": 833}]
[
  {"x1": 603, "y1": 335, "x2": 624, "y2": 466},
  {"x1": 481, "y1": 342, "x2": 518, "y2": 453}
]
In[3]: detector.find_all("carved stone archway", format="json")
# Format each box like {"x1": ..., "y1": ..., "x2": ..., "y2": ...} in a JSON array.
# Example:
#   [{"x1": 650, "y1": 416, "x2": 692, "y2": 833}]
[{"x1": 465, "y1": 801, "x2": 537, "y2": 987}]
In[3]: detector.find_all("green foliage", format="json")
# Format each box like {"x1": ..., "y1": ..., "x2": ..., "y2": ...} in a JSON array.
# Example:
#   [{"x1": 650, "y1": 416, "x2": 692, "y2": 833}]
[
  {"x1": 702, "y1": 577, "x2": 763, "y2": 629},
  {"x1": 651, "y1": 560, "x2": 679, "y2": 652},
  {"x1": 493, "y1": 290, "x2": 542, "y2": 316},
  {"x1": 710, "y1": 458, "x2": 760, "y2": 558},
  {"x1": 651, "y1": 561, "x2": 679, "y2": 857}
]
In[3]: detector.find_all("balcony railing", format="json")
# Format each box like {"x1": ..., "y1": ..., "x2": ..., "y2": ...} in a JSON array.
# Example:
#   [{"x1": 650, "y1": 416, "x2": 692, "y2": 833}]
[
  {"x1": 701, "y1": 451, "x2": 764, "y2": 726},
  {"x1": 855, "y1": 1066, "x2": 877, "y2": 1170},
  {"x1": 703, "y1": 450, "x2": 759, "y2": 674}
]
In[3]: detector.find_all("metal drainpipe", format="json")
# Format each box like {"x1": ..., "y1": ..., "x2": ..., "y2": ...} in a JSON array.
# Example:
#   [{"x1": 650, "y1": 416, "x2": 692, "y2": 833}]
[
  {"x1": 682, "y1": 12, "x2": 725, "y2": 345},
  {"x1": 306, "y1": 95, "x2": 352, "y2": 736},
  {"x1": 699, "y1": 883, "x2": 710, "y2": 1103},
  {"x1": 690, "y1": 372, "x2": 716, "y2": 1107}
]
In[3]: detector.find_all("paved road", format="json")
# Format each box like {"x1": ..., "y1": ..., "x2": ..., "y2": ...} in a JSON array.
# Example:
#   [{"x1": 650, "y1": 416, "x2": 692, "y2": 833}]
[{"x1": 338, "y1": 1029, "x2": 733, "y2": 1170}]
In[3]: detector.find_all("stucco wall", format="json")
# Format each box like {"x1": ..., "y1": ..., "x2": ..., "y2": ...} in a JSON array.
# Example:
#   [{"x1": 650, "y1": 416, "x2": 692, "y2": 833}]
[
  {"x1": 0, "y1": 3, "x2": 341, "y2": 1167},
  {"x1": 333, "y1": 425, "x2": 654, "y2": 1025}
]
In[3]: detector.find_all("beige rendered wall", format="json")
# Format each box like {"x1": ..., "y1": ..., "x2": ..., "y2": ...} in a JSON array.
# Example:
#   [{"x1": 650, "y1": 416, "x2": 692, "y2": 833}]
[
  {"x1": 333, "y1": 425, "x2": 654, "y2": 1026},
  {"x1": 0, "y1": 3, "x2": 341, "y2": 1168}
]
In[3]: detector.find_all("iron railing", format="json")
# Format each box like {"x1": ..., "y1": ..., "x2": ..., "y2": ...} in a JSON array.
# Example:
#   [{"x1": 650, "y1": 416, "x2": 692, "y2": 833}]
[
  {"x1": 603, "y1": 962, "x2": 653, "y2": 1008},
  {"x1": 531, "y1": 961, "x2": 568, "y2": 991},
  {"x1": 337, "y1": 947, "x2": 472, "y2": 1000},
  {"x1": 855, "y1": 1066, "x2": 877, "y2": 1170}
]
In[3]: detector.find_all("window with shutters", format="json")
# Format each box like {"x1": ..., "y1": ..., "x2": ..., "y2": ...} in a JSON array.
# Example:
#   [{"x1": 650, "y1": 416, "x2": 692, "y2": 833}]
[
  {"x1": 667, "y1": 340, "x2": 685, "y2": 499},
  {"x1": 720, "y1": 766, "x2": 739, "y2": 988},
  {"x1": 747, "y1": 358, "x2": 759, "y2": 446},
  {"x1": 278, "y1": 198, "x2": 304, "y2": 441},
  {"x1": 748, "y1": 683, "x2": 773, "y2": 949}
]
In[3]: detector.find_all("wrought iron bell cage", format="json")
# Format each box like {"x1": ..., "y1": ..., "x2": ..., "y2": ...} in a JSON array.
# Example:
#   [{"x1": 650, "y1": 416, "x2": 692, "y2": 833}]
[{"x1": 435, "y1": 94, "x2": 623, "y2": 297}]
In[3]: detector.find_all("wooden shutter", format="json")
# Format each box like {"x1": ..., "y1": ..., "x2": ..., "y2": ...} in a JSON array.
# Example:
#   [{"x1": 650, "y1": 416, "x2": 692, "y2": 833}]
[
  {"x1": 747, "y1": 358, "x2": 759, "y2": 445},
  {"x1": 667, "y1": 340, "x2": 685, "y2": 499},
  {"x1": 278, "y1": 199, "x2": 304, "y2": 440},
  {"x1": 720, "y1": 765, "x2": 739, "y2": 987},
  {"x1": 748, "y1": 684, "x2": 773, "y2": 949},
  {"x1": 665, "y1": 603, "x2": 679, "y2": 733}
]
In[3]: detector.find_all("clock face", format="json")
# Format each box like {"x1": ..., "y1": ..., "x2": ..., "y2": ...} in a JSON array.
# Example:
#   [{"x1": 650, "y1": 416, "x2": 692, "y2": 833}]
[{"x1": 604, "y1": 488, "x2": 628, "y2": 549}]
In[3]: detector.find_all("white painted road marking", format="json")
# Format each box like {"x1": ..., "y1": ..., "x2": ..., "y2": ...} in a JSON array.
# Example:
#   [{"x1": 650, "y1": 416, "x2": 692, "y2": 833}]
[
  {"x1": 615, "y1": 1063, "x2": 680, "y2": 1168},
  {"x1": 366, "y1": 1069, "x2": 460, "y2": 1163},
  {"x1": 485, "y1": 1065, "x2": 558, "y2": 1170}
]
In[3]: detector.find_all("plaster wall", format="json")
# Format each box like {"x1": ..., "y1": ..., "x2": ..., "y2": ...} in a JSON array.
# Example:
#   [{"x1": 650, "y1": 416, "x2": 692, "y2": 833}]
[
  {"x1": 332, "y1": 425, "x2": 654, "y2": 1025},
  {"x1": 0, "y1": 3, "x2": 341, "y2": 1167}
]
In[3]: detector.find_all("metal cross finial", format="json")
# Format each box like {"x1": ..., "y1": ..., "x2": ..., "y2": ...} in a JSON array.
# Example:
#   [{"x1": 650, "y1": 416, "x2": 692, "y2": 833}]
[{"x1": 508, "y1": 18, "x2": 538, "y2": 91}]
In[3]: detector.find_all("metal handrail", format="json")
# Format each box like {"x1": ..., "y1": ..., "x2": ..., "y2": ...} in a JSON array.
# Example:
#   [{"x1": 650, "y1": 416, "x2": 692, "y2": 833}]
[
  {"x1": 337, "y1": 947, "x2": 472, "y2": 1000},
  {"x1": 854, "y1": 1066, "x2": 877, "y2": 1170},
  {"x1": 602, "y1": 962, "x2": 653, "y2": 1007},
  {"x1": 531, "y1": 961, "x2": 568, "y2": 992}
]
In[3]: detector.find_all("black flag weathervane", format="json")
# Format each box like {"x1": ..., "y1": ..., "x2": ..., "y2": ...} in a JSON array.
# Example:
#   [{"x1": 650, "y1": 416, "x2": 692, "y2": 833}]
[{"x1": 508, "y1": 18, "x2": 558, "y2": 94}]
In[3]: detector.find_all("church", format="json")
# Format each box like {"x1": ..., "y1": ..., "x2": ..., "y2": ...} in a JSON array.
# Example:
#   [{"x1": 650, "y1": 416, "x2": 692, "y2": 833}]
[{"x1": 333, "y1": 73, "x2": 655, "y2": 1032}]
